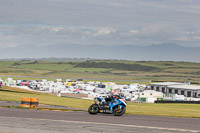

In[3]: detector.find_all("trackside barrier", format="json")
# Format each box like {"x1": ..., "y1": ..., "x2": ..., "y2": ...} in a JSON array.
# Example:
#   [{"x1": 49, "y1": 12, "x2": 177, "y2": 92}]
[
  {"x1": 21, "y1": 97, "x2": 30, "y2": 107},
  {"x1": 155, "y1": 100, "x2": 200, "y2": 104},
  {"x1": 30, "y1": 98, "x2": 39, "y2": 108},
  {"x1": 21, "y1": 97, "x2": 39, "y2": 107}
]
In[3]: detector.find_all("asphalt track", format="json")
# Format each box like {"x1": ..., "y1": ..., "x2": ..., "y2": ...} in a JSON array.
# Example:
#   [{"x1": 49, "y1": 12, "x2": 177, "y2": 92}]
[{"x1": 0, "y1": 107, "x2": 200, "y2": 133}]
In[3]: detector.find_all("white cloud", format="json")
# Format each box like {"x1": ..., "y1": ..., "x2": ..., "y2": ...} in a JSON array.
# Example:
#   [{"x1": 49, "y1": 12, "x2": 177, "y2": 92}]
[
  {"x1": 1, "y1": 0, "x2": 200, "y2": 47},
  {"x1": 172, "y1": 36, "x2": 191, "y2": 41},
  {"x1": 193, "y1": 36, "x2": 200, "y2": 40},
  {"x1": 129, "y1": 30, "x2": 140, "y2": 34},
  {"x1": 93, "y1": 27, "x2": 115, "y2": 37},
  {"x1": 186, "y1": 31, "x2": 195, "y2": 34},
  {"x1": 49, "y1": 27, "x2": 64, "y2": 33}
]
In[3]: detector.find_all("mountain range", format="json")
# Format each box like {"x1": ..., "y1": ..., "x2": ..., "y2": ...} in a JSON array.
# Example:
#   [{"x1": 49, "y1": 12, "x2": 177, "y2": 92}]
[{"x1": 0, "y1": 43, "x2": 200, "y2": 62}]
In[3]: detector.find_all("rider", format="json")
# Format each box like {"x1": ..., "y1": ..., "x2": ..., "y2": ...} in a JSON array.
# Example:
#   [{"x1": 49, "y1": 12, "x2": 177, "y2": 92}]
[
  {"x1": 103, "y1": 92, "x2": 124, "y2": 105},
  {"x1": 102, "y1": 92, "x2": 113, "y2": 105},
  {"x1": 0, "y1": 81, "x2": 2, "y2": 88}
]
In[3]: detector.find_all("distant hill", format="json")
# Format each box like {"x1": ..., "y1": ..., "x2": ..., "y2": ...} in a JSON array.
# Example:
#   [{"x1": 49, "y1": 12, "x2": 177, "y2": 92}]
[
  {"x1": 0, "y1": 43, "x2": 200, "y2": 62},
  {"x1": 0, "y1": 57, "x2": 92, "y2": 62}
]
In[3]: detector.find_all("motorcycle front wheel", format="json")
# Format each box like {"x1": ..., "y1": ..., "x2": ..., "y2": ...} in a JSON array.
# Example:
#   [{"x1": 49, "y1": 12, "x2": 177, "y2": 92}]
[
  {"x1": 113, "y1": 106, "x2": 126, "y2": 116},
  {"x1": 88, "y1": 104, "x2": 99, "y2": 115}
]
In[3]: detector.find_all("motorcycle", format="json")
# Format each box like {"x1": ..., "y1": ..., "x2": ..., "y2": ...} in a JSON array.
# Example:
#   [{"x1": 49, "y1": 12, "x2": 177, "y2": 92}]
[{"x1": 88, "y1": 94, "x2": 126, "y2": 116}]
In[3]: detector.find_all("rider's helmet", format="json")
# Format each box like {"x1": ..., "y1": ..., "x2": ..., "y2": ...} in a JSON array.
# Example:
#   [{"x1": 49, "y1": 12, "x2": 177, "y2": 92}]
[
  {"x1": 105, "y1": 95, "x2": 110, "y2": 99},
  {"x1": 109, "y1": 91, "x2": 114, "y2": 96},
  {"x1": 119, "y1": 93, "x2": 124, "y2": 98}
]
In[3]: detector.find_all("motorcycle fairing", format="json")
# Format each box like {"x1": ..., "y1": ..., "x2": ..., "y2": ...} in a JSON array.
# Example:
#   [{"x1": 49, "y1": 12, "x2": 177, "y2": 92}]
[{"x1": 109, "y1": 99, "x2": 125, "y2": 113}]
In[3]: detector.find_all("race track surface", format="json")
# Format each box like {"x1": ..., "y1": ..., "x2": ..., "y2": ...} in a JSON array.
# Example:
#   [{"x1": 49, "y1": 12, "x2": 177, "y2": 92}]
[{"x1": 0, "y1": 107, "x2": 199, "y2": 133}]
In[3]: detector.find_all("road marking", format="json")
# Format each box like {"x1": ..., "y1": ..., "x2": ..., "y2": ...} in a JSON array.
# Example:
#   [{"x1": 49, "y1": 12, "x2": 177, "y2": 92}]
[{"x1": 1, "y1": 116, "x2": 199, "y2": 133}]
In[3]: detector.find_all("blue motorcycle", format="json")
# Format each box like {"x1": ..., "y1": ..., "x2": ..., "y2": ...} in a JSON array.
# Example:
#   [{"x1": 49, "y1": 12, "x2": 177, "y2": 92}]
[{"x1": 88, "y1": 94, "x2": 127, "y2": 116}]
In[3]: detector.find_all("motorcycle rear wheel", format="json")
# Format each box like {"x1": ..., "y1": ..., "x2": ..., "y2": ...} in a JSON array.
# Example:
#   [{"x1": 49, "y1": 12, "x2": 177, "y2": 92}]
[
  {"x1": 113, "y1": 106, "x2": 126, "y2": 116},
  {"x1": 88, "y1": 104, "x2": 99, "y2": 115}
]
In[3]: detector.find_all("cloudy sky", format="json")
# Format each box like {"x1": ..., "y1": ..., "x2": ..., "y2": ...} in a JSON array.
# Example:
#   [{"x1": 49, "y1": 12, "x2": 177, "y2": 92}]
[{"x1": 0, "y1": 0, "x2": 200, "y2": 49}]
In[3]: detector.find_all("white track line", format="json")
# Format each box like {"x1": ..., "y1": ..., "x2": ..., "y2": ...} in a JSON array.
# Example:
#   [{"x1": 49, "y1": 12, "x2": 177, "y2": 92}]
[{"x1": 1, "y1": 116, "x2": 199, "y2": 133}]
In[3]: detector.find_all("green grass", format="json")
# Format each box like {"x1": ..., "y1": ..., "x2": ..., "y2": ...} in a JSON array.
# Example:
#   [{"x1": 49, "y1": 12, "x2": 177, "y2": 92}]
[
  {"x1": 69, "y1": 68, "x2": 112, "y2": 73},
  {"x1": 16, "y1": 64, "x2": 73, "y2": 71},
  {"x1": 0, "y1": 61, "x2": 15, "y2": 68},
  {"x1": 1, "y1": 86, "x2": 200, "y2": 118},
  {"x1": 0, "y1": 60, "x2": 200, "y2": 83},
  {"x1": 126, "y1": 103, "x2": 200, "y2": 118}
]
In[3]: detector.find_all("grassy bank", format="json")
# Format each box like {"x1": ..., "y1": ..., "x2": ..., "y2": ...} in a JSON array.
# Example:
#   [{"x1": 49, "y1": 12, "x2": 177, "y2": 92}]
[
  {"x1": 0, "y1": 60, "x2": 200, "y2": 83},
  {"x1": 1, "y1": 86, "x2": 200, "y2": 118}
]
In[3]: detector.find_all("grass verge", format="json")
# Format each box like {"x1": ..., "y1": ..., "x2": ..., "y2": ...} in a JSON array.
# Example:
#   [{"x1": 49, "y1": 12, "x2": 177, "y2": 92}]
[
  {"x1": 0, "y1": 105, "x2": 85, "y2": 112},
  {"x1": 126, "y1": 103, "x2": 200, "y2": 118}
]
